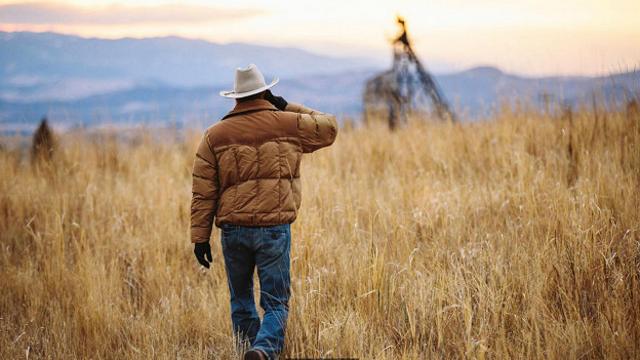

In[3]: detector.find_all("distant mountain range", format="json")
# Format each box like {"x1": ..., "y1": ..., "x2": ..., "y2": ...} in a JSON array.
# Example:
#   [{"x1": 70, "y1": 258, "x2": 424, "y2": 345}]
[
  {"x1": 1, "y1": 31, "x2": 638, "y2": 133},
  {"x1": 0, "y1": 31, "x2": 378, "y2": 100}
]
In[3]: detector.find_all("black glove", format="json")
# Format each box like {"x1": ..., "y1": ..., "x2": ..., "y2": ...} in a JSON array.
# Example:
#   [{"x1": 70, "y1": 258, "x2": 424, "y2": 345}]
[
  {"x1": 194, "y1": 242, "x2": 212, "y2": 268},
  {"x1": 264, "y1": 90, "x2": 288, "y2": 111}
]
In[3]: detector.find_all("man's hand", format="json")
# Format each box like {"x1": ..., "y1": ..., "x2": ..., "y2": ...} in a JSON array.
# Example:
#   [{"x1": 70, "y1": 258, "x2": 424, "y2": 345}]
[
  {"x1": 194, "y1": 242, "x2": 212, "y2": 268},
  {"x1": 264, "y1": 90, "x2": 288, "y2": 111}
]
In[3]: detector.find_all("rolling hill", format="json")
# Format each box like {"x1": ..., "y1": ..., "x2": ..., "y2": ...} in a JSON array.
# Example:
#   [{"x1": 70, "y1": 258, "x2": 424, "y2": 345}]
[{"x1": 1, "y1": 32, "x2": 638, "y2": 133}]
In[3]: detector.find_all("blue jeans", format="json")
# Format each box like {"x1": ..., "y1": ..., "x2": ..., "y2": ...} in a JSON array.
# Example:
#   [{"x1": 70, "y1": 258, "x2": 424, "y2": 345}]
[{"x1": 220, "y1": 223, "x2": 291, "y2": 359}]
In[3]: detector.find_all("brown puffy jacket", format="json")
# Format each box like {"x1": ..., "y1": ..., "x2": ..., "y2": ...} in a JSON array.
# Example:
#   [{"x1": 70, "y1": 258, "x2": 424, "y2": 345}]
[{"x1": 190, "y1": 98, "x2": 338, "y2": 243}]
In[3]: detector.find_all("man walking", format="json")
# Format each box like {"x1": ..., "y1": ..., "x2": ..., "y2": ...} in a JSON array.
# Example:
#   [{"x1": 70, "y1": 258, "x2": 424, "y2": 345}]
[{"x1": 190, "y1": 64, "x2": 338, "y2": 360}]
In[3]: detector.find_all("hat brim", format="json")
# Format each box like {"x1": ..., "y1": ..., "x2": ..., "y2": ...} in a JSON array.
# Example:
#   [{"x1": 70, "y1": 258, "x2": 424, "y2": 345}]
[{"x1": 219, "y1": 78, "x2": 279, "y2": 98}]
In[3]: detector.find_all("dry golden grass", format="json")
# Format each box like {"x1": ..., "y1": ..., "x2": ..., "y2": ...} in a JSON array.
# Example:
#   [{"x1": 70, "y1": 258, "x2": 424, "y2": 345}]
[{"x1": 1, "y1": 110, "x2": 639, "y2": 359}]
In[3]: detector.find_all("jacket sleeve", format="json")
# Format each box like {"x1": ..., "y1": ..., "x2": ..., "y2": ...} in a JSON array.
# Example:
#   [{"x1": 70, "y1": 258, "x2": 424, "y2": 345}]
[
  {"x1": 286, "y1": 102, "x2": 338, "y2": 153},
  {"x1": 190, "y1": 132, "x2": 219, "y2": 243}
]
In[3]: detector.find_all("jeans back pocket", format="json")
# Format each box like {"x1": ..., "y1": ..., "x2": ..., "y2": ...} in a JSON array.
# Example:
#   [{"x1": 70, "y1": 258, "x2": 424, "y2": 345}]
[{"x1": 262, "y1": 225, "x2": 290, "y2": 256}]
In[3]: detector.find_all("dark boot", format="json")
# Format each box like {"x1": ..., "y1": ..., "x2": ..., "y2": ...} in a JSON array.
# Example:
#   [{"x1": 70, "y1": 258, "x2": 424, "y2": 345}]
[{"x1": 243, "y1": 348, "x2": 267, "y2": 360}]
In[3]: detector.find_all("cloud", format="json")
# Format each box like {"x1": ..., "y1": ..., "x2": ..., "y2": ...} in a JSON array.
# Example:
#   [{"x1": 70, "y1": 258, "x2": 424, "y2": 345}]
[{"x1": 0, "y1": 2, "x2": 264, "y2": 25}]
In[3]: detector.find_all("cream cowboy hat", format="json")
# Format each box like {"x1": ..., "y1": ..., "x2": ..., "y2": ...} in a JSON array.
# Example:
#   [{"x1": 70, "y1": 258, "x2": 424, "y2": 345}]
[{"x1": 219, "y1": 64, "x2": 279, "y2": 98}]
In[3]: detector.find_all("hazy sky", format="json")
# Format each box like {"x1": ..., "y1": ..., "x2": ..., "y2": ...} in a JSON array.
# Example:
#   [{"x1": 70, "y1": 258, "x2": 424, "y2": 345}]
[{"x1": 1, "y1": 0, "x2": 639, "y2": 75}]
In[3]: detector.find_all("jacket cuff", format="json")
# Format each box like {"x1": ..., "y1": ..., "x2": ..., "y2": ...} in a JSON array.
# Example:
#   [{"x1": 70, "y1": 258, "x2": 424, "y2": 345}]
[{"x1": 191, "y1": 226, "x2": 212, "y2": 243}]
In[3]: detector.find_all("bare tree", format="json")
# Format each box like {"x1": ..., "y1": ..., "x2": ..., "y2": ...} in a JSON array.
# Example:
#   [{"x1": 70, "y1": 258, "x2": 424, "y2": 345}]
[{"x1": 31, "y1": 117, "x2": 56, "y2": 164}]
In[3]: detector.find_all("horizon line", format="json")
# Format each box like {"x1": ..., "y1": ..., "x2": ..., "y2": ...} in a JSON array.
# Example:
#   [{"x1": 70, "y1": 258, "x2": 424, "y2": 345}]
[{"x1": 2, "y1": 29, "x2": 639, "y2": 79}]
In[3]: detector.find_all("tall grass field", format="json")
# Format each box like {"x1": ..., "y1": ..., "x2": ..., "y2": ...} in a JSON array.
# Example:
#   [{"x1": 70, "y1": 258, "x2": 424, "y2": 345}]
[{"x1": 1, "y1": 110, "x2": 639, "y2": 359}]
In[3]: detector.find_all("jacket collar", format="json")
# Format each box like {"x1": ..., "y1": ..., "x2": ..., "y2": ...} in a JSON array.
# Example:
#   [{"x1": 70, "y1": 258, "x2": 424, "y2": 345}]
[{"x1": 222, "y1": 99, "x2": 278, "y2": 120}]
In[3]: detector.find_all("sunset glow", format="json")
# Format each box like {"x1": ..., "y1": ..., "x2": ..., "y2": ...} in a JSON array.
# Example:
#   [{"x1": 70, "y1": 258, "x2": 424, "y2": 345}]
[{"x1": 1, "y1": 0, "x2": 639, "y2": 75}]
